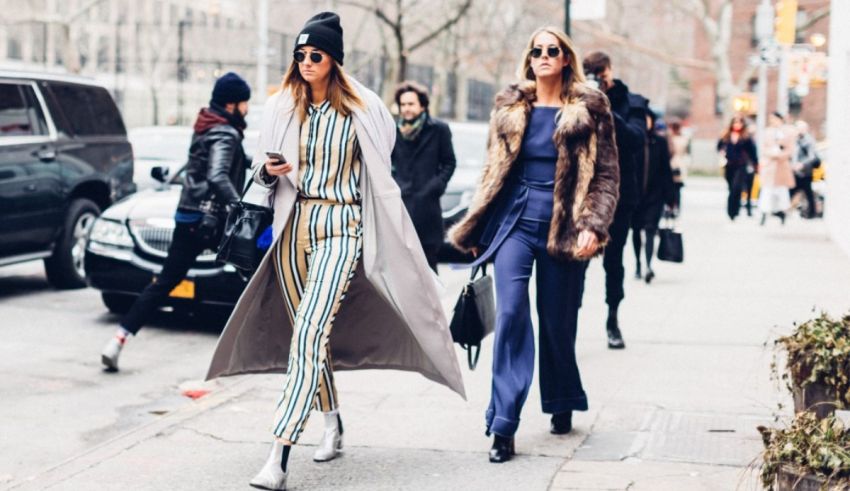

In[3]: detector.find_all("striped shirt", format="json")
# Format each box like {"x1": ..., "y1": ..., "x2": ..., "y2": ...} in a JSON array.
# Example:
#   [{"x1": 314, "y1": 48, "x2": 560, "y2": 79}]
[{"x1": 298, "y1": 100, "x2": 362, "y2": 204}]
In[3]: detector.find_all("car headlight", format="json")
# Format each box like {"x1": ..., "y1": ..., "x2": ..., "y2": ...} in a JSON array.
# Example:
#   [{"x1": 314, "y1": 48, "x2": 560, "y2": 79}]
[{"x1": 88, "y1": 218, "x2": 134, "y2": 248}]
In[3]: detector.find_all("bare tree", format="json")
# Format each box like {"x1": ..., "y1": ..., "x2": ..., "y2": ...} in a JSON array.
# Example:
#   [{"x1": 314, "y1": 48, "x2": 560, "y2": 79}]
[
  {"x1": 671, "y1": 0, "x2": 735, "y2": 121},
  {"x1": 338, "y1": 0, "x2": 473, "y2": 83}
]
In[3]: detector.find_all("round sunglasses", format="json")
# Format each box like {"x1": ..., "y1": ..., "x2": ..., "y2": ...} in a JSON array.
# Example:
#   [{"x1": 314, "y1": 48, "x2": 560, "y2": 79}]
[
  {"x1": 294, "y1": 50, "x2": 324, "y2": 64},
  {"x1": 530, "y1": 46, "x2": 562, "y2": 59}
]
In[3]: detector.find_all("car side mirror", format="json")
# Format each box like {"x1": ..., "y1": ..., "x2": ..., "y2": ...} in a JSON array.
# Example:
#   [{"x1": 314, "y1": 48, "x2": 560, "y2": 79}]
[{"x1": 151, "y1": 166, "x2": 170, "y2": 183}]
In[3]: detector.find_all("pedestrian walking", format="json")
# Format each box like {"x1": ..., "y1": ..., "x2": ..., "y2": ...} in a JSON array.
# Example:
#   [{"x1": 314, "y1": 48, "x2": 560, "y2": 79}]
[
  {"x1": 449, "y1": 26, "x2": 619, "y2": 463},
  {"x1": 99, "y1": 72, "x2": 251, "y2": 370},
  {"x1": 758, "y1": 112, "x2": 796, "y2": 225},
  {"x1": 667, "y1": 117, "x2": 689, "y2": 210},
  {"x1": 791, "y1": 120, "x2": 820, "y2": 219},
  {"x1": 582, "y1": 51, "x2": 648, "y2": 350},
  {"x1": 391, "y1": 80, "x2": 457, "y2": 271},
  {"x1": 631, "y1": 111, "x2": 676, "y2": 284},
  {"x1": 717, "y1": 115, "x2": 758, "y2": 220},
  {"x1": 202, "y1": 13, "x2": 464, "y2": 491}
]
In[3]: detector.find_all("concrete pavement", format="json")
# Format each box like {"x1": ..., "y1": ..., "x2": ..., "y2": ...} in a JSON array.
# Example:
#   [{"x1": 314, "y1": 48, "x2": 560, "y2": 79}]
[{"x1": 3, "y1": 177, "x2": 849, "y2": 490}]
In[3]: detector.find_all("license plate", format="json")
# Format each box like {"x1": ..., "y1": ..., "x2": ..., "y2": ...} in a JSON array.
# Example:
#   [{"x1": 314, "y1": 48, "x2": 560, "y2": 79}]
[{"x1": 169, "y1": 280, "x2": 195, "y2": 299}]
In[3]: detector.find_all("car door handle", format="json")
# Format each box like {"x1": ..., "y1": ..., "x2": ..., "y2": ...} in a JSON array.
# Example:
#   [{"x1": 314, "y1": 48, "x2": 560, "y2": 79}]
[{"x1": 36, "y1": 148, "x2": 56, "y2": 162}]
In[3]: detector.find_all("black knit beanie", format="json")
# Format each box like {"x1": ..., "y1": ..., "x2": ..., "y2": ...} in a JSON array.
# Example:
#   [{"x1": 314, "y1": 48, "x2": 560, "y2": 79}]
[
  {"x1": 294, "y1": 12, "x2": 344, "y2": 65},
  {"x1": 210, "y1": 72, "x2": 251, "y2": 106}
]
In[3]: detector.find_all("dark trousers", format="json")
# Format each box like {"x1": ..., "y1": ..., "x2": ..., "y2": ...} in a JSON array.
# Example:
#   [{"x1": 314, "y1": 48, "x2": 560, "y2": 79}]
[
  {"x1": 121, "y1": 221, "x2": 218, "y2": 334},
  {"x1": 631, "y1": 224, "x2": 658, "y2": 272},
  {"x1": 487, "y1": 218, "x2": 589, "y2": 437},
  {"x1": 422, "y1": 243, "x2": 440, "y2": 273},
  {"x1": 792, "y1": 175, "x2": 816, "y2": 218},
  {"x1": 724, "y1": 166, "x2": 752, "y2": 219},
  {"x1": 603, "y1": 210, "x2": 631, "y2": 309}
]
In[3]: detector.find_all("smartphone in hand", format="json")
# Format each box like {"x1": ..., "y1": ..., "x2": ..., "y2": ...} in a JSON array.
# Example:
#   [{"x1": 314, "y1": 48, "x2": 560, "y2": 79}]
[{"x1": 265, "y1": 151, "x2": 287, "y2": 163}]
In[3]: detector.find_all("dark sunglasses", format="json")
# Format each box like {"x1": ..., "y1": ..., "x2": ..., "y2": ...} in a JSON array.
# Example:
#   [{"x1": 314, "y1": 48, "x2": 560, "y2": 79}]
[
  {"x1": 530, "y1": 46, "x2": 562, "y2": 59},
  {"x1": 294, "y1": 50, "x2": 323, "y2": 64}
]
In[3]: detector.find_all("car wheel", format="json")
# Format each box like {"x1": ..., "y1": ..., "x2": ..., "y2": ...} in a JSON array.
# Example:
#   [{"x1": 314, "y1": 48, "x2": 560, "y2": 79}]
[
  {"x1": 44, "y1": 198, "x2": 101, "y2": 289},
  {"x1": 101, "y1": 292, "x2": 137, "y2": 315}
]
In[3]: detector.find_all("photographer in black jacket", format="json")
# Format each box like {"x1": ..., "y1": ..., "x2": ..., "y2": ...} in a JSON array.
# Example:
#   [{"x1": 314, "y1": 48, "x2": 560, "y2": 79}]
[
  {"x1": 583, "y1": 52, "x2": 648, "y2": 350},
  {"x1": 101, "y1": 72, "x2": 251, "y2": 371}
]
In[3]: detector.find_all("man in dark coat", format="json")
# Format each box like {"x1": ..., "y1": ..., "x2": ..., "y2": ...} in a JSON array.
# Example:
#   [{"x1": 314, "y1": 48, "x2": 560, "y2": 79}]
[
  {"x1": 100, "y1": 72, "x2": 251, "y2": 370},
  {"x1": 391, "y1": 81, "x2": 457, "y2": 271},
  {"x1": 583, "y1": 52, "x2": 648, "y2": 350}
]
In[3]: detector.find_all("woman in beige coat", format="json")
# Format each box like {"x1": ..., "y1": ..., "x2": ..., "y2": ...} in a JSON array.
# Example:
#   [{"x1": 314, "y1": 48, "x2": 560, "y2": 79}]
[
  {"x1": 758, "y1": 112, "x2": 797, "y2": 225},
  {"x1": 204, "y1": 12, "x2": 464, "y2": 491}
]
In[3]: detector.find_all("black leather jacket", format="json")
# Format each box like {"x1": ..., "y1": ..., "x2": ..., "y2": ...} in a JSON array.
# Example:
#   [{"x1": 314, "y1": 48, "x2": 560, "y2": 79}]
[{"x1": 177, "y1": 109, "x2": 247, "y2": 214}]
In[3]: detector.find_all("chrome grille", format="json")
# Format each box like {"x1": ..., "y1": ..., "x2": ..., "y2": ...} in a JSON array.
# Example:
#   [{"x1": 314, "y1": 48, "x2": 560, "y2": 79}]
[{"x1": 128, "y1": 219, "x2": 217, "y2": 261}]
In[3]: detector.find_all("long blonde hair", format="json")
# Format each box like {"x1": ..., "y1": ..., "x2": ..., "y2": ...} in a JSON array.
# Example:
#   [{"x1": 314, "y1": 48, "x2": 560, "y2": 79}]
[
  {"x1": 517, "y1": 27, "x2": 586, "y2": 100},
  {"x1": 282, "y1": 58, "x2": 364, "y2": 122}
]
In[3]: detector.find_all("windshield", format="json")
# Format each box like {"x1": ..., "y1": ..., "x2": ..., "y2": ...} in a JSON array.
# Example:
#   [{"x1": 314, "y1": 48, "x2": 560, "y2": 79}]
[{"x1": 130, "y1": 133, "x2": 190, "y2": 162}]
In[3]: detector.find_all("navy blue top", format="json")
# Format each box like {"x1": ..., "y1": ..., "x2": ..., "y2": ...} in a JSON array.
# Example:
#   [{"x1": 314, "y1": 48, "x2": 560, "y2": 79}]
[
  {"x1": 470, "y1": 106, "x2": 560, "y2": 267},
  {"x1": 518, "y1": 106, "x2": 558, "y2": 222}
]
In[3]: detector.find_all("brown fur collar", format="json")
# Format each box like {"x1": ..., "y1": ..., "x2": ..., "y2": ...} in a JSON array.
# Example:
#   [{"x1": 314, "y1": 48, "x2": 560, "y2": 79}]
[{"x1": 448, "y1": 80, "x2": 620, "y2": 261}]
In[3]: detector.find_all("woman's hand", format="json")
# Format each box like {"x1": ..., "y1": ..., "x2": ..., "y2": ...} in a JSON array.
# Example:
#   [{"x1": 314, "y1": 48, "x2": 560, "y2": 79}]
[
  {"x1": 574, "y1": 230, "x2": 600, "y2": 259},
  {"x1": 265, "y1": 158, "x2": 293, "y2": 177},
  {"x1": 470, "y1": 247, "x2": 480, "y2": 258}
]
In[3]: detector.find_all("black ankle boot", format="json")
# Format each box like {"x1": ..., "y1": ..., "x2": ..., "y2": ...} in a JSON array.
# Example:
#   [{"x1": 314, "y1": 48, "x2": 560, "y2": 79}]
[
  {"x1": 550, "y1": 412, "x2": 573, "y2": 435},
  {"x1": 488, "y1": 434, "x2": 515, "y2": 463},
  {"x1": 606, "y1": 315, "x2": 625, "y2": 349}
]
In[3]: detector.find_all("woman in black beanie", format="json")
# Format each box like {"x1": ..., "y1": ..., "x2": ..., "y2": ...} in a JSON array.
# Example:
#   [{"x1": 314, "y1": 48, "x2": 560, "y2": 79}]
[{"x1": 204, "y1": 11, "x2": 465, "y2": 491}]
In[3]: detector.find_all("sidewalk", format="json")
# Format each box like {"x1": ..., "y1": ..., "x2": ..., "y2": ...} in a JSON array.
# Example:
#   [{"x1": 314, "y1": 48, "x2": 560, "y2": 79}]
[{"x1": 9, "y1": 177, "x2": 850, "y2": 491}]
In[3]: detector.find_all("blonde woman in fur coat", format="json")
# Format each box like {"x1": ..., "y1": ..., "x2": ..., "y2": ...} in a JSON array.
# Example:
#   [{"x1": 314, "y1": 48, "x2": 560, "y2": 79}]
[{"x1": 449, "y1": 26, "x2": 619, "y2": 463}]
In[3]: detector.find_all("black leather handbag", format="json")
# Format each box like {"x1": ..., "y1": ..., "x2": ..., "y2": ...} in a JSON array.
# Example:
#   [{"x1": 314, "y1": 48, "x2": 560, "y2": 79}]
[
  {"x1": 657, "y1": 216, "x2": 684, "y2": 263},
  {"x1": 449, "y1": 264, "x2": 496, "y2": 370},
  {"x1": 216, "y1": 178, "x2": 274, "y2": 273}
]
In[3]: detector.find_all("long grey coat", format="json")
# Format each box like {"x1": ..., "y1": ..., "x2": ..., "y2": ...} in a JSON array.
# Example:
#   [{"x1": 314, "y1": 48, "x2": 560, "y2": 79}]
[{"x1": 205, "y1": 79, "x2": 466, "y2": 399}]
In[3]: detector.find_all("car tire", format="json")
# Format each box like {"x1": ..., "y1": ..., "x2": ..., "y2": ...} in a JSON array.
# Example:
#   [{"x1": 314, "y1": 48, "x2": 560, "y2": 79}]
[
  {"x1": 101, "y1": 292, "x2": 137, "y2": 315},
  {"x1": 44, "y1": 198, "x2": 101, "y2": 289}
]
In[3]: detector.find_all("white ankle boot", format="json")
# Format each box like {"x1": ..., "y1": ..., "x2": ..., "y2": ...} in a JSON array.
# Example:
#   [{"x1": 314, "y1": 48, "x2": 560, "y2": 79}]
[
  {"x1": 249, "y1": 440, "x2": 288, "y2": 490},
  {"x1": 313, "y1": 411, "x2": 343, "y2": 462}
]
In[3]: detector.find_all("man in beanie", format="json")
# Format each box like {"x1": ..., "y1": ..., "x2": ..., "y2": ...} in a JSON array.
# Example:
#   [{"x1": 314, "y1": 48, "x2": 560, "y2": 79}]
[
  {"x1": 391, "y1": 80, "x2": 456, "y2": 271},
  {"x1": 100, "y1": 71, "x2": 251, "y2": 371}
]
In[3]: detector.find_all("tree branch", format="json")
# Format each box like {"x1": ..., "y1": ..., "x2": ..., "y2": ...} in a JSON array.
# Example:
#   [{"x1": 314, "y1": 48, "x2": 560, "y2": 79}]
[
  {"x1": 574, "y1": 21, "x2": 714, "y2": 71},
  {"x1": 407, "y1": 0, "x2": 472, "y2": 53},
  {"x1": 798, "y1": 6, "x2": 830, "y2": 32}
]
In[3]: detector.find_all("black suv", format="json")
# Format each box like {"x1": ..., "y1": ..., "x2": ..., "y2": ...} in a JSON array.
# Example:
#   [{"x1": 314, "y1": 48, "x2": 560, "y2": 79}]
[{"x1": 0, "y1": 71, "x2": 134, "y2": 288}]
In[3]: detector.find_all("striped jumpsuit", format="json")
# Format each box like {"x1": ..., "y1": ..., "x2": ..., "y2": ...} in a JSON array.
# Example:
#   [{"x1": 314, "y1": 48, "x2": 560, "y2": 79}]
[{"x1": 271, "y1": 100, "x2": 363, "y2": 442}]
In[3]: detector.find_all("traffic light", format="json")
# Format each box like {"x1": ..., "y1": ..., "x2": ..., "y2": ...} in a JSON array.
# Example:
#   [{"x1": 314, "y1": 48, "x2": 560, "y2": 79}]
[{"x1": 775, "y1": 0, "x2": 798, "y2": 46}]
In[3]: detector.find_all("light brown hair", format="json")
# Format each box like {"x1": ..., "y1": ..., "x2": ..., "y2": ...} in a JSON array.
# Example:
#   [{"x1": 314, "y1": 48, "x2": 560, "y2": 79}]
[
  {"x1": 517, "y1": 27, "x2": 586, "y2": 100},
  {"x1": 282, "y1": 56, "x2": 364, "y2": 122}
]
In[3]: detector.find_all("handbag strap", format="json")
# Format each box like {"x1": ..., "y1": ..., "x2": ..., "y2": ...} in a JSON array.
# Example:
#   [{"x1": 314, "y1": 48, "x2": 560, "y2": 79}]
[
  {"x1": 468, "y1": 344, "x2": 481, "y2": 370},
  {"x1": 470, "y1": 263, "x2": 488, "y2": 280}
]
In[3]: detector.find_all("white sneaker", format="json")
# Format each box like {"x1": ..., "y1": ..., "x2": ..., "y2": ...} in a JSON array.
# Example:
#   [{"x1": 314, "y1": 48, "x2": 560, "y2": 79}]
[
  {"x1": 250, "y1": 440, "x2": 288, "y2": 490},
  {"x1": 101, "y1": 336, "x2": 124, "y2": 371},
  {"x1": 313, "y1": 412, "x2": 343, "y2": 462}
]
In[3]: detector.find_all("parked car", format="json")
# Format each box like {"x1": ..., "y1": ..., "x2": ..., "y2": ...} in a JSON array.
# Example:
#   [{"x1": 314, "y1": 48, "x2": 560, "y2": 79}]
[
  {"x1": 85, "y1": 128, "x2": 261, "y2": 316},
  {"x1": 0, "y1": 70, "x2": 134, "y2": 288},
  {"x1": 439, "y1": 121, "x2": 488, "y2": 263},
  {"x1": 84, "y1": 120, "x2": 486, "y2": 316}
]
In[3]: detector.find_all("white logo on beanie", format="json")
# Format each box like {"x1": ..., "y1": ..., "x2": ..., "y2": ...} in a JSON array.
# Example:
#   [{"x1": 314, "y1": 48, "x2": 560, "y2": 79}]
[{"x1": 298, "y1": 34, "x2": 309, "y2": 44}]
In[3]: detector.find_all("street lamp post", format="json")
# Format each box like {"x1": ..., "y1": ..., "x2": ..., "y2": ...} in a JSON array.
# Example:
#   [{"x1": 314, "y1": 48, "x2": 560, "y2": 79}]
[
  {"x1": 565, "y1": 0, "x2": 571, "y2": 36},
  {"x1": 755, "y1": 0, "x2": 775, "y2": 143}
]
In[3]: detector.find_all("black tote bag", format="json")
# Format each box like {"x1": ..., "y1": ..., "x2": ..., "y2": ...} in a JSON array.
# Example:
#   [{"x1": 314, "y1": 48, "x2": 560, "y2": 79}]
[
  {"x1": 216, "y1": 178, "x2": 274, "y2": 273},
  {"x1": 657, "y1": 217, "x2": 684, "y2": 263},
  {"x1": 449, "y1": 264, "x2": 496, "y2": 369}
]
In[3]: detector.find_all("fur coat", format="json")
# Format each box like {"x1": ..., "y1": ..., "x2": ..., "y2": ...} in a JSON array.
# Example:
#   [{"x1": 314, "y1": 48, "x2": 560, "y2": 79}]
[{"x1": 448, "y1": 81, "x2": 620, "y2": 260}]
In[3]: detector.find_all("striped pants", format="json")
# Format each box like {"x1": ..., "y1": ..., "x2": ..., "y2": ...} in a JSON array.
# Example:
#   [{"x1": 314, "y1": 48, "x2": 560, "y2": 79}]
[{"x1": 271, "y1": 199, "x2": 362, "y2": 442}]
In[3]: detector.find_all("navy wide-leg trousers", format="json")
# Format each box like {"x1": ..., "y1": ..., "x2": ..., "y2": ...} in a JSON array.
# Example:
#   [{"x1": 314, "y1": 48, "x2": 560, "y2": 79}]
[{"x1": 486, "y1": 218, "x2": 589, "y2": 437}]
